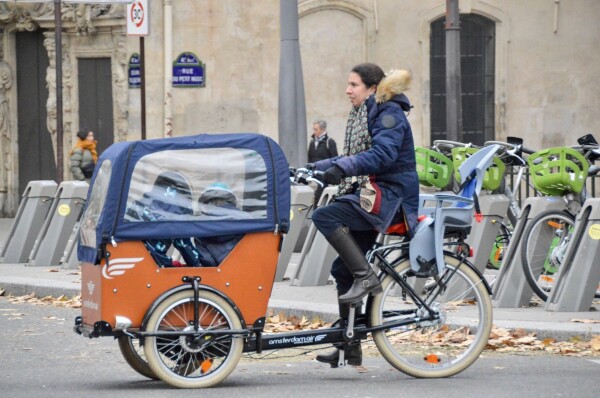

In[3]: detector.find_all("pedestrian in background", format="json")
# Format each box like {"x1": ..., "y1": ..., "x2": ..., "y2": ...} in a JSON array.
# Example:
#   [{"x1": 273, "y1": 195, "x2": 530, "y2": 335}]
[
  {"x1": 308, "y1": 120, "x2": 338, "y2": 163},
  {"x1": 307, "y1": 120, "x2": 338, "y2": 205},
  {"x1": 70, "y1": 129, "x2": 97, "y2": 182}
]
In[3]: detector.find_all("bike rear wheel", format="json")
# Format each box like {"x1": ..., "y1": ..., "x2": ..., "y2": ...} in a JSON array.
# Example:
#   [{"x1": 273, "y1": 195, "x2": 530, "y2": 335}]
[
  {"x1": 369, "y1": 254, "x2": 492, "y2": 378},
  {"x1": 143, "y1": 290, "x2": 243, "y2": 388},
  {"x1": 118, "y1": 335, "x2": 158, "y2": 380},
  {"x1": 520, "y1": 210, "x2": 575, "y2": 301}
]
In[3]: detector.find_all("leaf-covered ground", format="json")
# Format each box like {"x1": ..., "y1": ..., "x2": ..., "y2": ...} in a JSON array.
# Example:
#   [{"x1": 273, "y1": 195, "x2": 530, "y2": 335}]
[{"x1": 2, "y1": 291, "x2": 599, "y2": 357}]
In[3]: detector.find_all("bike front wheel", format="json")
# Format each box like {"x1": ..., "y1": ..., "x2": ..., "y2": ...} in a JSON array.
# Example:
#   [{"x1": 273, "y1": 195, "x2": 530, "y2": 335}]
[
  {"x1": 143, "y1": 290, "x2": 244, "y2": 388},
  {"x1": 520, "y1": 210, "x2": 575, "y2": 301},
  {"x1": 369, "y1": 254, "x2": 492, "y2": 378}
]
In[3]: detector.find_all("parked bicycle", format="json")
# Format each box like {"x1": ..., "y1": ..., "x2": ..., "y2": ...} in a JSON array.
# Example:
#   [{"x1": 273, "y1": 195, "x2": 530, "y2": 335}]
[
  {"x1": 74, "y1": 134, "x2": 495, "y2": 388},
  {"x1": 519, "y1": 134, "x2": 600, "y2": 301},
  {"x1": 481, "y1": 137, "x2": 536, "y2": 269}
]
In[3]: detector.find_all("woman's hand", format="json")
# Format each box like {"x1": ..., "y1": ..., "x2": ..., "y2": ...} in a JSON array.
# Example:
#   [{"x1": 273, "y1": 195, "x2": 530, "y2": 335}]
[{"x1": 322, "y1": 165, "x2": 345, "y2": 185}]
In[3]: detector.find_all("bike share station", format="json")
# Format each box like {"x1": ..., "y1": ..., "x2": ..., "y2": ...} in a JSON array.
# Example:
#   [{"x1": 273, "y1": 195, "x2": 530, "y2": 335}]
[
  {"x1": 291, "y1": 186, "x2": 338, "y2": 286},
  {"x1": 0, "y1": 180, "x2": 88, "y2": 269},
  {"x1": 492, "y1": 196, "x2": 569, "y2": 307},
  {"x1": 545, "y1": 198, "x2": 600, "y2": 312},
  {"x1": 274, "y1": 184, "x2": 314, "y2": 281}
]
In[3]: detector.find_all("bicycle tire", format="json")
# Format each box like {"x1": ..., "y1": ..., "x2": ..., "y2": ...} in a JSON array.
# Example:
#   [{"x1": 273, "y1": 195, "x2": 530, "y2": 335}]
[
  {"x1": 117, "y1": 335, "x2": 158, "y2": 380},
  {"x1": 369, "y1": 254, "x2": 492, "y2": 378},
  {"x1": 143, "y1": 290, "x2": 243, "y2": 388},
  {"x1": 520, "y1": 210, "x2": 575, "y2": 301}
]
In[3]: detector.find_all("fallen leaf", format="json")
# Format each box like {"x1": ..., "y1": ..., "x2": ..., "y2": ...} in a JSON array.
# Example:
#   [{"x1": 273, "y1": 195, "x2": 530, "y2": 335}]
[
  {"x1": 570, "y1": 319, "x2": 600, "y2": 324},
  {"x1": 591, "y1": 336, "x2": 600, "y2": 351}
]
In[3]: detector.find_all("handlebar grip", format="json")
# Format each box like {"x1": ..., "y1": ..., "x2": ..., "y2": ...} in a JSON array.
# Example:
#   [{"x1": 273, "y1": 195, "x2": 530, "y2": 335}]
[
  {"x1": 521, "y1": 146, "x2": 536, "y2": 155},
  {"x1": 313, "y1": 170, "x2": 325, "y2": 179}
]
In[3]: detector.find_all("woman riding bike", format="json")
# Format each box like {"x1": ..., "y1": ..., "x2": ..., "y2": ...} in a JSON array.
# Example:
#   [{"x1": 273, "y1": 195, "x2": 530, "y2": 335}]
[{"x1": 309, "y1": 64, "x2": 419, "y2": 367}]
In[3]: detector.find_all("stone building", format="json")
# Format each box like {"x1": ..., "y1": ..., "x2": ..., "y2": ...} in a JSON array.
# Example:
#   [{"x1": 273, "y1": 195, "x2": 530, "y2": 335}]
[{"x1": 0, "y1": 0, "x2": 599, "y2": 216}]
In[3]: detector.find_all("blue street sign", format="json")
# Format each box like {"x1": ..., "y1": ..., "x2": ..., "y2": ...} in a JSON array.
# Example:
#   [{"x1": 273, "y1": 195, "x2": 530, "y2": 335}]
[
  {"x1": 128, "y1": 53, "x2": 141, "y2": 88},
  {"x1": 172, "y1": 52, "x2": 205, "y2": 87}
]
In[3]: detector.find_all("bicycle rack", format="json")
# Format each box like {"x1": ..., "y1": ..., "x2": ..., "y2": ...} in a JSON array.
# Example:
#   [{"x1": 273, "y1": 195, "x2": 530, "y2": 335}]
[
  {"x1": 546, "y1": 198, "x2": 600, "y2": 312},
  {"x1": 437, "y1": 194, "x2": 510, "y2": 300},
  {"x1": 0, "y1": 181, "x2": 58, "y2": 264},
  {"x1": 465, "y1": 194, "x2": 510, "y2": 273},
  {"x1": 27, "y1": 181, "x2": 88, "y2": 267},
  {"x1": 60, "y1": 220, "x2": 82, "y2": 270},
  {"x1": 292, "y1": 186, "x2": 338, "y2": 286},
  {"x1": 275, "y1": 185, "x2": 314, "y2": 281},
  {"x1": 492, "y1": 196, "x2": 568, "y2": 308}
]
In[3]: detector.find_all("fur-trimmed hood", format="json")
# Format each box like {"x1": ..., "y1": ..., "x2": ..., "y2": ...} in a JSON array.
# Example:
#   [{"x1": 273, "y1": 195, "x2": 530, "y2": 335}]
[{"x1": 375, "y1": 69, "x2": 411, "y2": 104}]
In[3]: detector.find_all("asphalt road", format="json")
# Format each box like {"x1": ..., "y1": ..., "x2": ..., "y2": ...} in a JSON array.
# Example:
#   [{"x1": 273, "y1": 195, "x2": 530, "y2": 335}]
[{"x1": 1, "y1": 297, "x2": 599, "y2": 398}]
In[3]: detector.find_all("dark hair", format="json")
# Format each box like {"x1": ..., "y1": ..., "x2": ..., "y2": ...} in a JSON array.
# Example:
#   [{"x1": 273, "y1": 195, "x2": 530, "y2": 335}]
[
  {"x1": 351, "y1": 63, "x2": 385, "y2": 89},
  {"x1": 76, "y1": 130, "x2": 90, "y2": 141}
]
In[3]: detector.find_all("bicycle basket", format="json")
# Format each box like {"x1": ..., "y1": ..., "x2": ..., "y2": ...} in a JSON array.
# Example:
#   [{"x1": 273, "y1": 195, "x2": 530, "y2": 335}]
[
  {"x1": 451, "y1": 147, "x2": 506, "y2": 191},
  {"x1": 527, "y1": 147, "x2": 589, "y2": 196},
  {"x1": 415, "y1": 147, "x2": 453, "y2": 189}
]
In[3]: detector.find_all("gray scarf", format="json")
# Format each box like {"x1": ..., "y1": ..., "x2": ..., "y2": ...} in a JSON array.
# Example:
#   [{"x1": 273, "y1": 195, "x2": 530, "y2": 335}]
[{"x1": 337, "y1": 100, "x2": 372, "y2": 196}]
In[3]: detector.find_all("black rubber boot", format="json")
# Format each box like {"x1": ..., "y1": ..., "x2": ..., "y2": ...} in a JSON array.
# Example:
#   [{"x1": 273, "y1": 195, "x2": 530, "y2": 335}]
[
  {"x1": 315, "y1": 342, "x2": 362, "y2": 367},
  {"x1": 327, "y1": 226, "x2": 382, "y2": 304},
  {"x1": 316, "y1": 302, "x2": 362, "y2": 367}
]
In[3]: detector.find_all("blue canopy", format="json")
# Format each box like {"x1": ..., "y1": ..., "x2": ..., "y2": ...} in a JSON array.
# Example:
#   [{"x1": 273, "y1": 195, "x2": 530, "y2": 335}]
[{"x1": 78, "y1": 133, "x2": 290, "y2": 264}]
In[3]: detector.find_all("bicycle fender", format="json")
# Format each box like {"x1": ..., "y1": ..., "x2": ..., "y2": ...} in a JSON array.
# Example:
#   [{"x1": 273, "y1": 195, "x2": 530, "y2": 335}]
[{"x1": 140, "y1": 283, "x2": 247, "y2": 332}]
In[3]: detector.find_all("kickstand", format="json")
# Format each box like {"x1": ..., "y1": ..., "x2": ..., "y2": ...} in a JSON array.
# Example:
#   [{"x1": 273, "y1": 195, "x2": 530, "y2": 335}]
[{"x1": 338, "y1": 305, "x2": 357, "y2": 367}]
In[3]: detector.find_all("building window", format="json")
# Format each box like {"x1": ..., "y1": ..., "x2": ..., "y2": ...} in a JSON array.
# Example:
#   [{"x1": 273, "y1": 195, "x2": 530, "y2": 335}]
[{"x1": 430, "y1": 14, "x2": 495, "y2": 145}]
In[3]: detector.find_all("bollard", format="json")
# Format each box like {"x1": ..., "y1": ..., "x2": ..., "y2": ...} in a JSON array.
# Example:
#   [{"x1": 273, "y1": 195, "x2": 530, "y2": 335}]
[
  {"x1": 275, "y1": 185, "x2": 314, "y2": 281},
  {"x1": 0, "y1": 181, "x2": 58, "y2": 264},
  {"x1": 27, "y1": 181, "x2": 88, "y2": 267},
  {"x1": 492, "y1": 196, "x2": 567, "y2": 308},
  {"x1": 546, "y1": 199, "x2": 600, "y2": 312}
]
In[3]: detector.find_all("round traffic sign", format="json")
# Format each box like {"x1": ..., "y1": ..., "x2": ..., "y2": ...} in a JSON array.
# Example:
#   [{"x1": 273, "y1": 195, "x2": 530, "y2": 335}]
[{"x1": 130, "y1": 1, "x2": 145, "y2": 28}]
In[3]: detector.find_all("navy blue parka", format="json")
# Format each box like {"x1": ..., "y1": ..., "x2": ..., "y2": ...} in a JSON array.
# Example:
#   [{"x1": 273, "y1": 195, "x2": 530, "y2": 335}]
[{"x1": 314, "y1": 81, "x2": 419, "y2": 236}]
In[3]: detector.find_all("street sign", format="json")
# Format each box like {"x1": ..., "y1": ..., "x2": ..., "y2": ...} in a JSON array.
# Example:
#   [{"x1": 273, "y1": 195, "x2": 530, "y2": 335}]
[
  {"x1": 127, "y1": 0, "x2": 149, "y2": 36},
  {"x1": 128, "y1": 53, "x2": 141, "y2": 88},
  {"x1": 172, "y1": 52, "x2": 206, "y2": 88}
]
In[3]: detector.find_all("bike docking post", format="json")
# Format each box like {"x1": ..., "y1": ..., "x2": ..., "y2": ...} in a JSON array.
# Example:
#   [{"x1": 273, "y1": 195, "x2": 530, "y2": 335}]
[
  {"x1": 27, "y1": 181, "x2": 88, "y2": 267},
  {"x1": 492, "y1": 196, "x2": 567, "y2": 307},
  {"x1": 465, "y1": 194, "x2": 510, "y2": 274},
  {"x1": 291, "y1": 186, "x2": 338, "y2": 286},
  {"x1": 0, "y1": 181, "x2": 58, "y2": 264},
  {"x1": 275, "y1": 185, "x2": 314, "y2": 281},
  {"x1": 60, "y1": 220, "x2": 82, "y2": 269},
  {"x1": 436, "y1": 193, "x2": 510, "y2": 300},
  {"x1": 546, "y1": 198, "x2": 600, "y2": 312}
]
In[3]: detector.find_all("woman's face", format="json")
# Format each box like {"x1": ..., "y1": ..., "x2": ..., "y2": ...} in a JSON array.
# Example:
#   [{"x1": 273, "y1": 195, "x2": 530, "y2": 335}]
[
  {"x1": 346, "y1": 72, "x2": 375, "y2": 107},
  {"x1": 86, "y1": 131, "x2": 95, "y2": 141}
]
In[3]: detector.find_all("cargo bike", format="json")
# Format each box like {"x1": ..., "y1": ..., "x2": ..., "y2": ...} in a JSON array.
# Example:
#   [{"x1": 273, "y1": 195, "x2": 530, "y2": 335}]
[{"x1": 74, "y1": 133, "x2": 495, "y2": 388}]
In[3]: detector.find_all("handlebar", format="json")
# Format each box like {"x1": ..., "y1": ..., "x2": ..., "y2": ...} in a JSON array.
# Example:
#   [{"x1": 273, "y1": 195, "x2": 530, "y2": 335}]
[
  {"x1": 431, "y1": 140, "x2": 476, "y2": 153},
  {"x1": 289, "y1": 167, "x2": 325, "y2": 187}
]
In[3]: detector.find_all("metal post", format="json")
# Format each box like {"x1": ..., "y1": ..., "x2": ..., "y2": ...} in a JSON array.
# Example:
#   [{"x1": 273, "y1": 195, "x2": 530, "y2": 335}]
[
  {"x1": 278, "y1": 0, "x2": 307, "y2": 167},
  {"x1": 54, "y1": 0, "x2": 64, "y2": 182},
  {"x1": 445, "y1": 0, "x2": 462, "y2": 142},
  {"x1": 140, "y1": 36, "x2": 146, "y2": 140}
]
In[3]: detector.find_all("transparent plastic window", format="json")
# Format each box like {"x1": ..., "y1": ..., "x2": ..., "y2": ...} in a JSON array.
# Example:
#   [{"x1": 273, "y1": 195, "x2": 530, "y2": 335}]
[
  {"x1": 124, "y1": 148, "x2": 268, "y2": 223},
  {"x1": 79, "y1": 160, "x2": 113, "y2": 248}
]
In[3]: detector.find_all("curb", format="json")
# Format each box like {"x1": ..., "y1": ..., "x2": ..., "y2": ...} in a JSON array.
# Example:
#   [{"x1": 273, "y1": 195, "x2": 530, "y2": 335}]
[{"x1": 1, "y1": 281, "x2": 597, "y2": 342}]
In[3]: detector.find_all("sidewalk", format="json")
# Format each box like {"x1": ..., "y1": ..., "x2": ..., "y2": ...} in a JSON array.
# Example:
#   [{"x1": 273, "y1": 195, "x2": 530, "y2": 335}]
[{"x1": 1, "y1": 217, "x2": 599, "y2": 341}]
